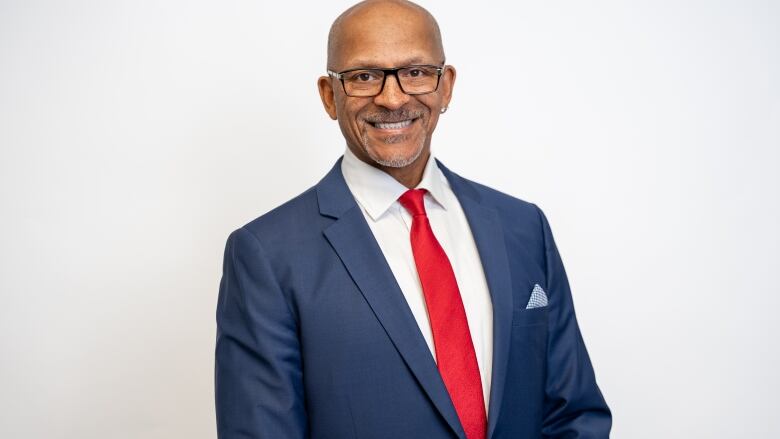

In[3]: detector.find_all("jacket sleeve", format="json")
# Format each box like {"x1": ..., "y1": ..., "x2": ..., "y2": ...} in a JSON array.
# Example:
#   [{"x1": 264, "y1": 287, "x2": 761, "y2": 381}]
[
  {"x1": 215, "y1": 227, "x2": 307, "y2": 438},
  {"x1": 536, "y1": 207, "x2": 612, "y2": 438}
]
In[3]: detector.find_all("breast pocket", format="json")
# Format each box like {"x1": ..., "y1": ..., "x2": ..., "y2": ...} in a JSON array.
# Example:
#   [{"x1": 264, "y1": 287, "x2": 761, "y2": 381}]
[{"x1": 512, "y1": 306, "x2": 549, "y2": 327}]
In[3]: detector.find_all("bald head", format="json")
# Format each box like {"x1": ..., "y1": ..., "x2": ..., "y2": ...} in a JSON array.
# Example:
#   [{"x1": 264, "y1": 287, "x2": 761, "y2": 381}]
[{"x1": 327, "y1": 0, "x2": 445, "y2": 70}]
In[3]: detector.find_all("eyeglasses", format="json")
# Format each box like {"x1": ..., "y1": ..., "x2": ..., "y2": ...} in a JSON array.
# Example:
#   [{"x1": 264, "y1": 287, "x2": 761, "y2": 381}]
[{"x1": 327, "y1": 65, "x2": 444, "y2": 97}]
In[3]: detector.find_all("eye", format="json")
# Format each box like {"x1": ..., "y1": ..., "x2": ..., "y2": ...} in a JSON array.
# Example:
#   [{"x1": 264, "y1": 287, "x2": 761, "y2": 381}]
[
  {"x1": 408, "y1": 69, "x2": 423, "y2": 77},
  {"x1": 347, "y1": 70, "x2": 380, "y2": 82}
]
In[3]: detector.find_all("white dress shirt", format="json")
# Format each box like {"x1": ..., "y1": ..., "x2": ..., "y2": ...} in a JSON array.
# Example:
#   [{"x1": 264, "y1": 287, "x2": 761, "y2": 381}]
[{"x1": 341, "y1": 148, "x2": 494, "y2": 412}]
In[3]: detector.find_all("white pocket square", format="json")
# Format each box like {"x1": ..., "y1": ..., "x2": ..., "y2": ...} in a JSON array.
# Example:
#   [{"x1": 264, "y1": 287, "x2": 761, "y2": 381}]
[{"x1": 526, "y1": 284, "x2": 548, "y2": 309}]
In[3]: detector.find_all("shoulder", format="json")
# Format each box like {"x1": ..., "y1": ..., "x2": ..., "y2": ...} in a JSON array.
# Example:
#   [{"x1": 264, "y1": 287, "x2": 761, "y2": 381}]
[
  {"x1": 469, "y1": 178, "x2": 541, "y2": 219},
  {"x1": 440, "y1": 163, "x2": 546, "y2": 232},
  {"x1": 229, "y1": 185, "x2": 325, "y2": 254}
]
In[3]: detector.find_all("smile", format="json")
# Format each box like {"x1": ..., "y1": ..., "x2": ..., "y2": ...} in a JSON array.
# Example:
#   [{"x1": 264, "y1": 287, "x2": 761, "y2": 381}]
[{"x1": 370, "y1": 118, "x2": 417, "y2": 130}]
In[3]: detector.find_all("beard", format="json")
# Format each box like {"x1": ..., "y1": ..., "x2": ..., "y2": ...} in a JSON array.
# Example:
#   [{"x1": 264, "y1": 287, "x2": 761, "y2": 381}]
[
  {"x1": 359, "y1": 107, "x2": 428, "y2": 168},
  {"x1": 360, "y1": 130, "x2": 427, "y2": 168}
]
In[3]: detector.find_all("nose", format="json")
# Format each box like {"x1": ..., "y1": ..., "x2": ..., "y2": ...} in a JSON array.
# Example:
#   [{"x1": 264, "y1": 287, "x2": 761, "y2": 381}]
[{"x1": 373, "y1": 73, "x2": 410, "y2": 110}]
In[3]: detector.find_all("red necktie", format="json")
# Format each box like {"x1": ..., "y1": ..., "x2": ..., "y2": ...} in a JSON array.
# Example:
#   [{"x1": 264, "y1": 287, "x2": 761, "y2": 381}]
[{"x1": 398, "y1": 189, "x2": 487, "y2": 439}]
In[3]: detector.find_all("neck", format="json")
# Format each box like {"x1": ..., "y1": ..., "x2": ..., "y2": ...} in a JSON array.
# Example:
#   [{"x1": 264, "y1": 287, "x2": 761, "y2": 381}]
[{"x1": 379, "y1": 152, "x2": 429, "y2": 188}]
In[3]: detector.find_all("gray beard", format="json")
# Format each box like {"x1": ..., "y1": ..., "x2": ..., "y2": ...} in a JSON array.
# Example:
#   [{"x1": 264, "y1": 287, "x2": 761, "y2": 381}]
[{"x1": 360, "y1": 131, "x2": 427, "y2": 168}]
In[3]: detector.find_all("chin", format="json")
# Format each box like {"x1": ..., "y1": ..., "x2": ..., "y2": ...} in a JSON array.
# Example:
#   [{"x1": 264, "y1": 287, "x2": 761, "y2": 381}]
[{"x1": 361, "y1": 133, "x2": 427, "y2": 169}]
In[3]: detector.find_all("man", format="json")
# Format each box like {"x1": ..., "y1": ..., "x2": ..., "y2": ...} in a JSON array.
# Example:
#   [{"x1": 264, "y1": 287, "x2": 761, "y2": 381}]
[{"x1": 215, "y1": 1, "x2": 611, "y2": 438}]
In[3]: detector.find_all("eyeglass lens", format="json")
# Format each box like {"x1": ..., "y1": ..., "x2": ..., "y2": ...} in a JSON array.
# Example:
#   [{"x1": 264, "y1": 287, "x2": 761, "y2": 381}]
[{"x1": 342, "y1": 66, "x2": 440, "y2": 97}]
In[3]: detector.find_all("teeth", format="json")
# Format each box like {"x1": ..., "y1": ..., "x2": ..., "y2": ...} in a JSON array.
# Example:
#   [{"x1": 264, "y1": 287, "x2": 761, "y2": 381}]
[{"x1": 375, "y1": 119, "x2": 414, "y2": 129}]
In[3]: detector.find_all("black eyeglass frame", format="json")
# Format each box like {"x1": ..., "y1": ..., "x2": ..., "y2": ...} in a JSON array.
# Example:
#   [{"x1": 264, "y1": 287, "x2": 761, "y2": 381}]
[{"x1": 327, "y1": 64, "x2": 445, "y2": 97}]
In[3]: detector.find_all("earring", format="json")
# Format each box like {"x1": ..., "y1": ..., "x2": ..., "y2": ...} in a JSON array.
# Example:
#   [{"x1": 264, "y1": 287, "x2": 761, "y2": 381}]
[{"x1": 440, "y1": 106, "x2": 448, "y2": 114}]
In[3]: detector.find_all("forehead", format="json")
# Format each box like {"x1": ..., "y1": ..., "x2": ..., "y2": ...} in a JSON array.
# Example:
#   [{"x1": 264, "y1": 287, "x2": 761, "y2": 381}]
[{"x1": 332, "y1": 8, "x2": 442, "y2": 69}]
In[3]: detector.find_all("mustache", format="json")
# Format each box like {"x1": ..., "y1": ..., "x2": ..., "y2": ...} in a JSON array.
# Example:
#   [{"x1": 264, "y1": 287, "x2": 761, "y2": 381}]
[{"x1": 362, "y1": 108, "x2": 425, "y2": 123}]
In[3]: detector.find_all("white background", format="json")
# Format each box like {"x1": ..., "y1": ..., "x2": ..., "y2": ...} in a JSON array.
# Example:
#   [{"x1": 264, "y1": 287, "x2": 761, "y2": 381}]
[{"x1": 1, "y1": 1, "x2": 778, "y2": 438}]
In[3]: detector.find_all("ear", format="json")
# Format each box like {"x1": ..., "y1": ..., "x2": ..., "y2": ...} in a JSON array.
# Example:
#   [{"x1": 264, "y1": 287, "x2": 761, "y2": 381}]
[
  {"x1": 317, "y1": 76, "x2": 338, "y2": 120},
  {"x1": 439, "y1": 65, "x2": 456, "y2": 109}
]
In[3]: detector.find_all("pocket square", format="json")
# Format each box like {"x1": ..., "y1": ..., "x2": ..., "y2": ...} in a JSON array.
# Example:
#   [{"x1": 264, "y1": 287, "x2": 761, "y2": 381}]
[{"x1": 526, "y1": 284, "x2": 548, "y2": 309}]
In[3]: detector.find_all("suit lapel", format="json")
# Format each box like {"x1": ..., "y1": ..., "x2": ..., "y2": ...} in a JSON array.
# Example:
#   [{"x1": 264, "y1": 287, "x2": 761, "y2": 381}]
[
  {"x1": 438, "y1": 161, "x2": 515, "y2": 439},
  {"x1": 317, "y1": 159, "x2": 467, "y2": 439}
]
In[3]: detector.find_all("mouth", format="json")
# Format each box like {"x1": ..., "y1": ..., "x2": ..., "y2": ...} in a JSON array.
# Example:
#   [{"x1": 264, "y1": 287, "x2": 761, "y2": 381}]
[{"x1": 368, "y1": 117, "x2": 419, "y2": 131}]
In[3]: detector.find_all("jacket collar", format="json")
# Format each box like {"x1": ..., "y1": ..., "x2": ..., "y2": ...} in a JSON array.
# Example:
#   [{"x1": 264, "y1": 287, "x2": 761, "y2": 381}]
[{"x1": 317, "y1": 155, "x2": 471, "y2": 220}]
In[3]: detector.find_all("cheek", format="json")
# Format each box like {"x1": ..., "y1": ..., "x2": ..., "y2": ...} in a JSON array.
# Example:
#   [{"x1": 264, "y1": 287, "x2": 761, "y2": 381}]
[
  {"x1": 338, "y1": 101, "x2": 367, "y2": 128},
  {"x1": 418, "y1": 96, "x2": 441, "y2": 118},
  {"x1": 421, "y1": 104, "x2": 440, "y2": 127}
]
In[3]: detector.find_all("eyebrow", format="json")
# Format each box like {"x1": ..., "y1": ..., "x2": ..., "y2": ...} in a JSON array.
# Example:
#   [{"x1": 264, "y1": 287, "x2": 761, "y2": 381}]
[{"x1": 340, "y1": 57, "x2": 442, "y2": 70}]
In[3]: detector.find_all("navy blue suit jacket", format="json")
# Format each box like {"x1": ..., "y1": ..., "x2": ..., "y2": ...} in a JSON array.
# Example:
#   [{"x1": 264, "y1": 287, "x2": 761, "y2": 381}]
[{"x1": 215, "y1": 158, "x2": 611, "y2": 438}]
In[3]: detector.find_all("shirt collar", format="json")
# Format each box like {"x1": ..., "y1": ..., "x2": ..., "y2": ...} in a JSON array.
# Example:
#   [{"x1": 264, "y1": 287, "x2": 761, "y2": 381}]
[{"x1": 341, "y1": 147, "x2": 450, "y2": 222}]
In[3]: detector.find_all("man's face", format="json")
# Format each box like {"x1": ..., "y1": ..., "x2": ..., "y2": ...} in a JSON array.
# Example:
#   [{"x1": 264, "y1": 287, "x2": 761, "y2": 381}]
[{"x1": 319, "y1": 8, "x2": 455, "y2": 170}]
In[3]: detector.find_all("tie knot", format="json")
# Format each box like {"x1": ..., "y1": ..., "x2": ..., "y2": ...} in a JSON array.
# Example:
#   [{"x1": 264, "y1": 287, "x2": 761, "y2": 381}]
[{"x1": 398, "y1": 189, "x2": 428, "y2": 217}]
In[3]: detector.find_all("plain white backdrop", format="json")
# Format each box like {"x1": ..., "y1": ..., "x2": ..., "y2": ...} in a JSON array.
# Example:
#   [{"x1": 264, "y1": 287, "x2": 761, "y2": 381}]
[{"x1": 1, "y1": 0, "x2": 778, "y2": 437}]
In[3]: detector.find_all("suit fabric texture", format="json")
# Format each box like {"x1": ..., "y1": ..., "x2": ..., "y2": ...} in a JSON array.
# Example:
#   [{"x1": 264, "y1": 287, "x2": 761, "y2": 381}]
[{"x1": 215, "y1": 158, "x2": 611, "y2": 438}]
